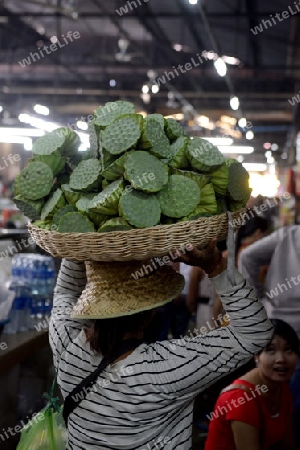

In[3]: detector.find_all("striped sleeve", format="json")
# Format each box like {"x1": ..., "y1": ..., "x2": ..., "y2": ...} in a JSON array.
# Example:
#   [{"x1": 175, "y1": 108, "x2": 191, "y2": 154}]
[
  {"x1": 49, "y1": 259, "x2": 89, "y2": 366},
  {"x1": 134, "y1": 268, "x2": 273, "y2": 399}
]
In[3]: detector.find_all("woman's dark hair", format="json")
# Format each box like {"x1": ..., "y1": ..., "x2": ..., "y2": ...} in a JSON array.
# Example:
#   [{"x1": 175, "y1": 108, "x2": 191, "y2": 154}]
[
  {"x1": 235, "y1": 215, "x2": 270, "y2": 257},
  {"x1": 85, "y1": 309, "x2": 155, "y2": 356},
  {"x1": 259, "y1": 319, "x2": 300, "y2": 355}
]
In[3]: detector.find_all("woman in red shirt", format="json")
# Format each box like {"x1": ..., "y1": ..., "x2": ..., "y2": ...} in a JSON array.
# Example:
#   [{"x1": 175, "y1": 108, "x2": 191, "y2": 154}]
[{"x1": 205, "y1": 319, "x2": 299, "y2": 450}]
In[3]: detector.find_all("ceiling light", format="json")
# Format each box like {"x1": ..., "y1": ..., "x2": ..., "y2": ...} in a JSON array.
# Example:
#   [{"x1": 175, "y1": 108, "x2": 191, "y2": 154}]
[
  {"x1": 205, "y1": 137, "x2": 234, "y2": 146},
  {"x1": 37, "y1": 25, "x2": 45, "y2": 34},
  {"x1": 0, "y1": 106, "x2": 3, "y2": 113},
  {"x1": 50, "y1": 36, "x2": 58, "y2": 44},
  {"x1": 173, "y1": 44, "x2": 183, "y2": 52},
  {"x1": 152, "y1": 85, "x2": 159, "y2": 94},
  {"x1": 214, "y1": 57, "x2": 227, "y2": 77},
  {"x1": 142, "y1": 85, "x2": 149, "y2": 94},
  {"x1": 109, "y1": 79, "x2": 117, "y2": 87},
  {"x1": 265, "y1": 151, "x2": 272, "y2": 158},
  {"x1": 218, "y1": 146, "x2": 254, "y2": 154},
  {"x1": 140, "y1": 93, "x2": 151, "y2": 104},
  {"x1": 189, "y1": 0, "x2": 198, "y2": 4},
  {"x1": 271, "y1": 143, "x2": 279, "y2": 151},
  {"x1": 76, "y1": 121, "x2": 88, "y2": 131},
  {"x1": 0, "y1": 127, "x2": 45, "y2": 137},
  {"x1": 246, "y1": 130, "x2": 254, "y2": 140},
  {"x1": 237, "y1": 155, "x2": 244, "y2": 162},
  {"x1": 230, "y1": 96, "x2": 239, "y2": 111},
  {"x1": 33, "y1": 104, "x2": 50, "y2": 116},
  {"x1": 0, "y1": 135, "x2": 32, "y2": 148},
  {"x1": 222, "y1": 55, "x2": 241, "y2": 66},
  {"x1": 147, "y1": 70, "x2": 156, "y2": 80},
  {"x1": 238, "y1": 118, "x2": 247, "y2": 128},
  {"x1": 202, "y1": 51, "x2": 218, "y2": 61},
  {"x1": 263, "y1": 142, "x2": 271, "y2": 150},
  {"x1": 243, "y1": 163, "x2": 267, "y2": 172},
  {"x1": 24, "y1": 139, "x2": 33, "y2": 151}
]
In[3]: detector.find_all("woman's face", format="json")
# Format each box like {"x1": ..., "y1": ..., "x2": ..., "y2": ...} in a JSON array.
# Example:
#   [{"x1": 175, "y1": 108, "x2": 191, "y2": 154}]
[{"x1": 257, "y1": 334, "x2": 299, "y2": 383}]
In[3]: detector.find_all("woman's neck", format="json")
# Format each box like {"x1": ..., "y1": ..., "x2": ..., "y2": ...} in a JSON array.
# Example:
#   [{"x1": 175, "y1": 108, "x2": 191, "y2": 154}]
[
  {"x1": 255, "y1": 368, "x2": 281, "y2": 395},
  {"x1": 241, "y1": 368, "x2": 281, "y2": 396}
]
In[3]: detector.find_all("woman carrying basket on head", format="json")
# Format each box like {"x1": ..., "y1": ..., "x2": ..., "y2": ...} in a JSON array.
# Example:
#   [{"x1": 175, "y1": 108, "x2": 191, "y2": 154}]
[{"x1": 49, "y1": 239, "x2": 273, "y2": 450}]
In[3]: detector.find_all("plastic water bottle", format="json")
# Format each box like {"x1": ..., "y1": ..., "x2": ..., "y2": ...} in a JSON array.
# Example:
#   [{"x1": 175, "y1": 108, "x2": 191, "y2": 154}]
[{"x1": 4, "y1": 254, "x2": 56, "y2": 333}]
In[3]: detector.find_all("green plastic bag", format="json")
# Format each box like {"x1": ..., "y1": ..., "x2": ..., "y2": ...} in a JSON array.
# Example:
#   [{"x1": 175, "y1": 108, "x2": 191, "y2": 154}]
[{"x1": 17, "y1": 376, "x2": 67, "y2": 450}]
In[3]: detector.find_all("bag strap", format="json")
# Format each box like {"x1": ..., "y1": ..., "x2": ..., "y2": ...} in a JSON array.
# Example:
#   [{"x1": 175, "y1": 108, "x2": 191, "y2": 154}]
[{"x1": 63, "y1": 338, "x2": 142, "y2": 425}]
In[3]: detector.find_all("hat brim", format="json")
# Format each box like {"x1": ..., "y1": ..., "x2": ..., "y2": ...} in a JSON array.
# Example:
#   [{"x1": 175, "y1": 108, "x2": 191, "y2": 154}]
[{"x1": 71, "y1": 260, "x2": 185, "y2": 319}]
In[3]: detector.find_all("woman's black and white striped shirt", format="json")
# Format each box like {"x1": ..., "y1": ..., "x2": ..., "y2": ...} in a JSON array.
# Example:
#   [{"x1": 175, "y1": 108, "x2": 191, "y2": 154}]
[{"x1": 49, "y1": 260, "x2": 273, "y2": 450}]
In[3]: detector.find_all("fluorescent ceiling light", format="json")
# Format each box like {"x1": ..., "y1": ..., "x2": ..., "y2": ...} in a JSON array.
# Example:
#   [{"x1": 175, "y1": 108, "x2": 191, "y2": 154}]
[
  {"x1": 189, "y1": 0, "x2": 198, "y2": 4},
  {"x1": 214, "y1": 57, "x2": 227, "y2": 77},
  {"x1": 0, "y1": 135, "x2": 32, "y2": 150},
  {"x1": 243, "y1": 163, "x2": 267, "y2": 172},
  {"x1": 151, "y1": 85, "x2": 159, "y2": 94},
  {"x1": 238, "y1": 117, "x2": 247, "y2": 128},
  {"x1": 0, "y1": 127, "x2": 45, "y2": 137},
  {"x1": 19, "y1": 114, "x2": 60, "y2": 132},
  {"x1": 218, "y1": 146, "x2": 254, "y2": 154},
  {"x1": 142, "y1": 85, "x2": 149, "y2": 94},
  {"x1": 33, "y1": 104, "x2": 50, "y2": 116},
  {"x1": 205, "y1": 137, "x2": 233, "y2": 146},
  {"x1": 0, "y1": 105, "x2": 3, "y2": 113},
  {"x1": 246, "y1": 130, "x2": 254, "y2": 140},
  {"x1": 222, "y1": 55, "x2": 241, "y2": 66},
  {"x1": 230, "y1": 96, "x2": 239, "y2": 111}
]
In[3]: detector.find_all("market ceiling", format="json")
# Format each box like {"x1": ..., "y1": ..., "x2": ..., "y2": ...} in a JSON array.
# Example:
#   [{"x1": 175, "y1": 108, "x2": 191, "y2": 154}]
[{"x1": 0, "y1": 0, "x2": 299, "y2": 166}]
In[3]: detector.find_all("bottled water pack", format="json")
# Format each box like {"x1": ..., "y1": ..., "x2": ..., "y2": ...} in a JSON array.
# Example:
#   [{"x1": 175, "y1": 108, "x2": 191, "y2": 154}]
[{"x1": 4, "y1": 254, "x2": 56, "y2": 334}]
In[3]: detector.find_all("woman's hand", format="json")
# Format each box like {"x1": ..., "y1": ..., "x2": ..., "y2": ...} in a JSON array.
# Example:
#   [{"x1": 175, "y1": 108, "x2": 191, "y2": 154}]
[{"x1": 174, "y1": 239, "x2": 226, "y2": 277}]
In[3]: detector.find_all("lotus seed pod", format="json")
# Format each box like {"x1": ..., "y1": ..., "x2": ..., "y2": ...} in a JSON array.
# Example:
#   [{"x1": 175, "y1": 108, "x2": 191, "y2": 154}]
[
  {"x1": 124, "y1": 151, "x2": 169, "y2": 193},
  {"x1": 61, "y1": 184, "x2": 82, "y2": 205},
  {"x1": 187, "y1": 137, "x2": 224, "y2": 172},
  {"x1": 94, "y1": 101, "x2": 135, "y2": 128},
  {"x1": 144, "y1": 114, "x2": 165, "y2": 129},
  {"x1": 31, "y1": 152, "x2": 66, "y2": 177},
  {"x1": 52, "y1": 205, "x2": 78, "y2": 230},
  {"x1": 76, "y1": 194, "x2": 95, "y2": 213},
  {"x1": 69, "y1": 158, "x2": 102, "y2": 192},
  {"x1": 13, "y1": 174, "x2": 21, "y2": 196},
  {"x1": 57, "y1": 212, "x2": 95, "y2": 233},
  {"x1": 18, "y1": 161, "x2": 53, "y2": 200},
  {"x1": 140, "y1": 118, "x2": 171, "y2": 159},
  {"x1": 32, "y1": 128, "x2": 80, "y2": 157},
  {"x1": 119, "y1": 189, "x2": 161, "y2": 228},
  {"x1": 102, "y1": 114, "x2": 143, "y2": 155},
  {"x1": 164, "y1": 118, "x2": 186, "y2": 142},
  {"x1": 227, "y1": 162, "x2": 250, "y2": 201},
  {"x1": 168, "y1": 137, "x2": 190, "y2": 169},
  {"x1": 98, "y1": 217, "x2": 133, "y2": 232},
  {"x1": 101, "y1": 151, "x2": 134, "y2": 181},
  {"x1": 13, "y1": 195, "x2": 44, "y2": 221},
  {"x1": 41, "y1": 188, "x2": 66, "y2": 220},
  {"x1": 87, "y1": 122, "x2": 99, "y2": 158},
  {"x1": 208, "y1": 162, "x2": 229, "y2": 195},
  {"x1": 156, "y1": 174, "x2": 200, "y2": 218},
  {"x1": 89, "y1": 179, "x2": 125, "y2": 215}
]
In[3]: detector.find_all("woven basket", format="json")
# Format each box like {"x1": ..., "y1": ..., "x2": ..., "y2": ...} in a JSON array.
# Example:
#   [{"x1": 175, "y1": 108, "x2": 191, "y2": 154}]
[{"x1": 28, "y1": 208, "x2": 246, "y2": 262}]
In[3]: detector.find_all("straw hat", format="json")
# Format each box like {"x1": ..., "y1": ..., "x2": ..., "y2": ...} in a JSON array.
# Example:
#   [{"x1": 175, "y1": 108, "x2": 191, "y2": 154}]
[{"x1": 71, "y1": 260, "x2": 185, "y2": 319}]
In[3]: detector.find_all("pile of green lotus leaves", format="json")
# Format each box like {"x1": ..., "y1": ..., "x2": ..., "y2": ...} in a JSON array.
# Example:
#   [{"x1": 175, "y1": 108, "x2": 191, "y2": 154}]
[{"x1": 13, "y1": 101, "x2": 251, "y2": 233}]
